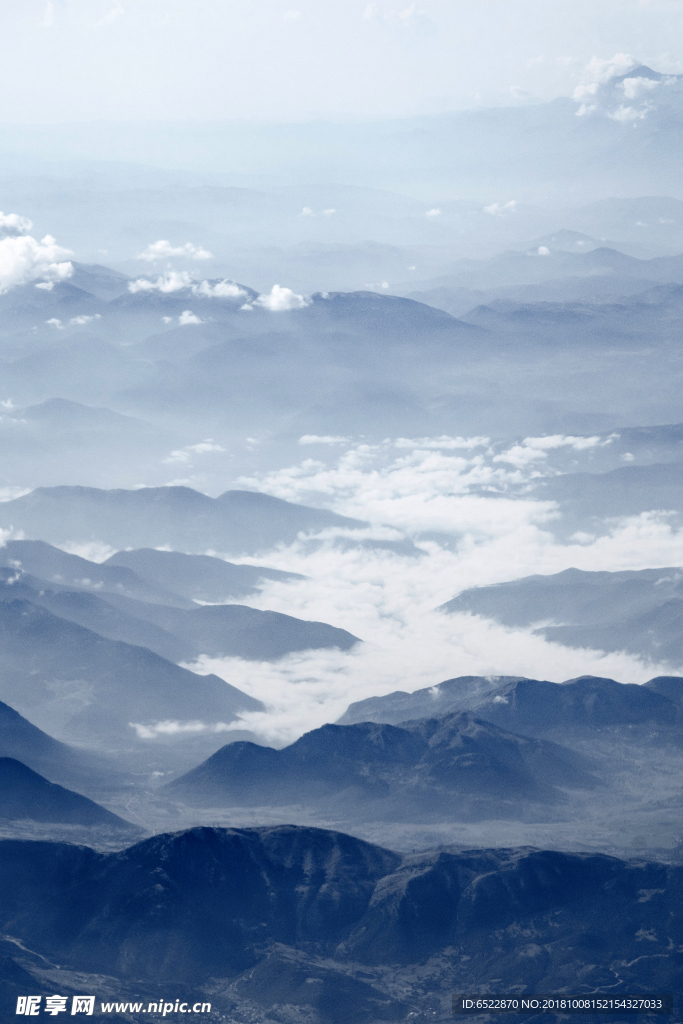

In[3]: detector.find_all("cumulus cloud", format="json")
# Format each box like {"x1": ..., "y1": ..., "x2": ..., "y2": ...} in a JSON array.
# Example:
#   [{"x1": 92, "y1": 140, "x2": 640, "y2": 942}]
[
  {"x1": 299, "y1": 435, "x2": 351, "y2": 445},
  {"x1": 191, "y1": 280, "x2": 247, "y2": 299},
  {"x1": 128, "y1": 271, "x2": 193, "y2": 294},
  {"x1": 621, "y1": 76, "x2": 660, "y2": 101},
  {"x1": 394, "y1": 435, "x2": 490, "y2": 450},
  {"x1": 136, "y1": 239, "x2": 213, "y2": 262},
  {"x1": 425, "y1": 208, "x2": 441, "y2": 218},
  {"x1": 163, "y1": 439, "x2": 226, "y2": 465},
  {"x1": 573, "y1": 54, "x2": 637, "y2": 103},
  {"x1": 250, "y1": 285, "x2": 311, "y2": 311},
  {"x1": 483, "y1": 200, "x2": 517, "y2": 217},
  {"x1": 493, "y1": 433, "x2": 615, "y2": 468},
  {"x1": 129, "y1": 274, "x2": 248, "y2": 300},
  {"x1": 0, "y1": 212, "x2": 32, "y2": 238},
  {"x1": 608, "y1": 105, "x2": 648, "y2": 122},
  {"x1": 0, "y1": 227, "x2": 73, "y2": 295},
  {"x1": 178, "y1": 310, "x2": 203, "y2": 325}
]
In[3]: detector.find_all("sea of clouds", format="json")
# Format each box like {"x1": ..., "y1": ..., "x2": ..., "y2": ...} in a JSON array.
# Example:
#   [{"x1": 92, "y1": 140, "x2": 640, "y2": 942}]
[{"x1": 158, "y1": 436, "x2": 683, "y2": 746}]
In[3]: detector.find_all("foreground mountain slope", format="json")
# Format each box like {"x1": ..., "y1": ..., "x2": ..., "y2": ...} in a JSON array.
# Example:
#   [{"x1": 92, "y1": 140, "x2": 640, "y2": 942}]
[{"x1": 0, "y1": 825, "x2": 678, "y2": 1021}]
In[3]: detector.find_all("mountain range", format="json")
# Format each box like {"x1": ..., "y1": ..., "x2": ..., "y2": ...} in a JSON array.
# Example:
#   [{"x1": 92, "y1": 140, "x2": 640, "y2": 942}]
[
  {"x1": 443, "y1": 566, "x2": 683, "y2": 667},
  {"x1": 0, "y1": 824, "x2": 678, "y2": 1021},
  {"x1": 164, "y1": 712, "x2": 596, "y2": 818}
]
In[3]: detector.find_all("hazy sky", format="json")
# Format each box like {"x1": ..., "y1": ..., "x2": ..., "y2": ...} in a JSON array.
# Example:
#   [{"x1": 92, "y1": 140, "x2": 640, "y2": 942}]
[{"x1": 2, "y1": 0, "x2": 683, "y2": 122}]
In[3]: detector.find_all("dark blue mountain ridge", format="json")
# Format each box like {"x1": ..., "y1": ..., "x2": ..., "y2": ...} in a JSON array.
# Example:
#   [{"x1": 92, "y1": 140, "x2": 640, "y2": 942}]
[
  {"x1": 0, "y1": 486, "x2": 365, "y2": 554},
  {"x1": 0, "y1": 825, "x2": 678, "y2": 1019},
  {"x1": 164, "y1": 711, "x2": 596, "y2": 815},
  {"x1": 0, "y1": 757, "x2": 131, "y2": 828}
]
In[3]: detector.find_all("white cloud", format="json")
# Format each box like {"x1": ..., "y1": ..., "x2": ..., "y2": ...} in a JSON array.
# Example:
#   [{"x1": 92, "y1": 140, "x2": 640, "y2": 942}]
[
  {"x1": 283, "y1": 9, "x2": 301, "y2": 19},
  {"x1": 163, "y1": 439, "x2": 225, "y2": 465},
  {"x1": 537, "y1": 246, "x2": 550, "y2": 256},
  {"x1": 45, "y1": 318, "x2": 64, "y2": 329},
  {"x1": 573, "y1": 54, "x2": 637, "y2": 102},
  {"x1": 425, "y1": 208, "x2": 441, "y2": 218},
  {"x1": 178, "y1": 309, "x2": 203, "y2": 325},
  {"x1": 69, "y1": 314, "x2": 101, "y2": 326},
  {"x1": 129, "y1": 273, "x2": 248, "y2": 299},
  {"x1": 0, "y1": 212, "x2": 32, "y2": 238},
  {"x1": 128, "y1": 271, "x2": 193, "y2": 294},
  {"x1": 609, "y1": 105, "x2": 648, "y2": 122},
  {"x1": 483, "y1": 200, "x2": 517, "y2": 217},
  {"x1": 136, "y1": 239, "x2": 213, "y2": 262},
  {"x1": 621, "y1": 76, "x2": 659, "y2": 101},
  {"x1": 0, "y1": 231, "x2": 73, "y2": 294},
  {"x1": 323, "y1": 208, "x2": 337, "y2": 216},
  {"x1": 299, "y1": 435, "x2": 351, "y2": 445},
  {"x1": 251, "y1": 285, "x2": 311, "y2": 311},
  {"x1": 301, "y1": 207, "x2": 314, "y2": 216},
  {"x1": 130, "y1": 720, "x2": 235, "y2": 739},
  {"x1": 191, "y1": 280, "x2": 247, "y2": 299},
  {"x1": 493, "y1": 433, "x2": 614, "y2": 468},
  {"x1": 394, "y1": 435, "x2": 490, "y2": 450}
]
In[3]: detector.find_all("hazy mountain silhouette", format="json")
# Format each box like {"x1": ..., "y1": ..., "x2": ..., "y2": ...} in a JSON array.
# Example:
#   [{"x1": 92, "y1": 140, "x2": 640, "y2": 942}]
[
  {"x1": 0, "y1": 539, "x2": 190, "y2": 606},
  {"x1": 104, "y1": 547, "x2": 305, "y2": 602},
  {"x1": 443, "y1": 566, "x2": 683, "y2": 665},
  {"x1": 0, "y1": 697, "x2": 124, "y2": 794},
  {"x1": 0, "y1": 487, "x2": 365, "y2": 555},
  {"x1": 0, "y1": 599, "x2": 263, "y2": 750},
  {"x1": 165, "y1": 711, "x2": 595, "y2": 817}
]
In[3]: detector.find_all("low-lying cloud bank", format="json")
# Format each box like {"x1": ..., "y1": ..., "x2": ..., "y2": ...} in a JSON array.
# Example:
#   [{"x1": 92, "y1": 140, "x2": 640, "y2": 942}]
[{"x1": 166, "y1": 438, "x2": 683, "y2": 745}]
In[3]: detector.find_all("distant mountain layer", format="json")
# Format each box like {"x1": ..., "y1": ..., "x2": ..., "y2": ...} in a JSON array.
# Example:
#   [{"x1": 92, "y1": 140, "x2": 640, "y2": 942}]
[
  {"x1": 104, "y1": 547, "x2": 305, "y2": 602},
  {"x1": 0, "y1": 598, "x2": 263, "y2": 749},
  {"x1": 164, "y1": 711, "x2": 595, "y2": 817},
  {"x1": 0, "y1": 699, "x2": 124, "y2": 795},
  {"x1": 443, "y1": 566, "x2": 683, "y2": 666},
  {"x1": 0, "y1": 486, "x2": 365, "y2": 555},
  {"x1": 0, "y1": 758, "x2": 130, "y2": 828},
  {"x1": 338, "y1": 673, "x2": 683, "y2": 736},
  {"x1": 0, "y1": 560, "x2": 359, "y2": 663},
  {"x1": 0, "y1": 825, "x2": 678, "y2": 1021}
]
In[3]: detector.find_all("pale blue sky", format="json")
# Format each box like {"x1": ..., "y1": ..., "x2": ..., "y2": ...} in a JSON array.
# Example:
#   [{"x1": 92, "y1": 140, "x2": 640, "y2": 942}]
[{"x1": 2, "y1": 0, "x2": 683, "y2": 122}]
